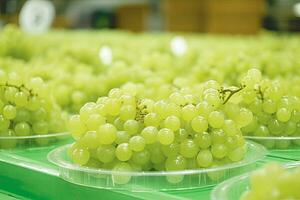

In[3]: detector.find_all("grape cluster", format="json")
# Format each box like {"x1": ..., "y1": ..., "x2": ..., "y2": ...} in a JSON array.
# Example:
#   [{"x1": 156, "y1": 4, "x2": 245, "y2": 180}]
[
  {"x1": 239, "y1": 69, "x2": 300, "y2": 148},
  {"x1": 68, "y1": 84, "x2": 249, "y2": 180},
  {"x1": 0, "y1": 70, "x2": 66, "y2": 148},
  {"x1": 1, "y1": 26, "x2": 300, "y2": 113},
  {"x1": 241, "y1": 163, "x2": 300, "y2": 200}
]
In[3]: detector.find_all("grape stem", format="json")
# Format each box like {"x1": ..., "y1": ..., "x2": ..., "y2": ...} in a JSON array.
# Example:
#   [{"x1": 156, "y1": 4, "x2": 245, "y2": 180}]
[
  {"x1": 0, "y1": 83, "x2": 36, "y2": 98},
  {"x1": 220, "y1": 85, "x2": 245, "y2": 104},
  {"x1": 257, "y1": 86, "x2": 264, "y2": 101}
]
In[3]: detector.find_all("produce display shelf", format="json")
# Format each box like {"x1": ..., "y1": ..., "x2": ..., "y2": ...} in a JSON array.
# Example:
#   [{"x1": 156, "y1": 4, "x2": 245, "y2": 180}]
[{"x1": 0, "y1": 140, "x2": 296, "y2": 200}]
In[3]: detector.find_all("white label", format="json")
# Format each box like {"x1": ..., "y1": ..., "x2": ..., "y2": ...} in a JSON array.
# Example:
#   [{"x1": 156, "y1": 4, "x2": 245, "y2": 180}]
[
  {"x1": 171, "y1": 36, "x2": 188, "y2": 56},
  {"x1": 99, "y1": 46, "x2": 113, "y2": 65},
  {"x1": 19, "y1": 0, "x2": 55, "y2": 34}
]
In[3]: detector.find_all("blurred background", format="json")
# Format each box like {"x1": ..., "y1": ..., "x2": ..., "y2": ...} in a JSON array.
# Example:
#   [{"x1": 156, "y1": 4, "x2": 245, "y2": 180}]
[{"x1": 0, "y1": 0, "x2": 300, "y2": 33}]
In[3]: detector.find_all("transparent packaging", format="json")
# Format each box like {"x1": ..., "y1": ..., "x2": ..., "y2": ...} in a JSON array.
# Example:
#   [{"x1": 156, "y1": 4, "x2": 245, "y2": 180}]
[
  {"x1": 0, "y1": 132, "x2": 71, "y2": 150},
  {"x1": 211, "y1": 161, "x2": 300, "y2": 200},
  {"x1": 48, "y1": 141, "x2": 266, "y2": 191},
  {"x1": 244, "y1": 136, "x2": 300, "y2": 150}
]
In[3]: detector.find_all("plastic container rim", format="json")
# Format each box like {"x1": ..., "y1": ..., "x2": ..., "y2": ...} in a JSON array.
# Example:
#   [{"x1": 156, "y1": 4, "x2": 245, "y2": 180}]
[
  {"x1": 48, "y1": 140, "x2": 267, "y2": 176},
  {"x1": 211, "y1": 161, "x2": 300, "y2": 200},
  {"x1": 244, "y1": 135, "x2": 300, "y2": 140},
  {"x1": 0, "y1": 132, "x2": 70, "y2": 140}
]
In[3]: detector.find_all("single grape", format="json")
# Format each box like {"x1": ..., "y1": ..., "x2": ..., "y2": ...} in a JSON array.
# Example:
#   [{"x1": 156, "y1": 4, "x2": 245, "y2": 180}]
[
  {"x1": 129, "y1": 135, "x2": 145, "y2": 152},
  {"x1": 157, "y1": 128, "x2": 174, "y2": 145},
  {"x1": 116, "y1": 143, "x2": 132, "y2": 161},
  {"x1": 97, "y1": 123, "x2": 117, "y2": 145},
  {"x1": 180, "y1": 139, "x2": 198, "y2": 158},
  {"x1": 197, "y1": 149, "x2": 213, "y2": 167}
]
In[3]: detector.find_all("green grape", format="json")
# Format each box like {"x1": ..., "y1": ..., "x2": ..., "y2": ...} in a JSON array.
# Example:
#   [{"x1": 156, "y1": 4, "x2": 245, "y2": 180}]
[
  {"x1": 268, "y1": 119, "x2": 283, "y2": 135},
  {"x1": 14, "y1": 91, "x2": 28, "y2": 107},
  {"x1": 285, "y1": 121, "x2": 297, "y2": 135},
  {"x1": 262, "y1": 99, "x2": 277, "y2": 114},
  {"x1": 119, "y1": 105, "x2": 136, "y2": 121},
  {"x1": 69, "y1": 115, "x2": 86, "y2": 139},
  {"x1": 96, "y1": 145, "x2": 115, "y2": 163},
  {"x1": 115, "y1": 131, "x2": 130, "y2": 144},
  {"x1": 166, "y1": 103, "x2": 181, "y2": 118},
  {"x1": 112, "y1": 162, "x2": 132, "y2": 184},
  {"x1": 86, "y1": 114, "x2": 106, "y2": 130},
  {"x1": 165, "y1": 155, "x2": 186, "y2": 171},
  {"x1": 161, "y1": 142, "x2": 179, "y2": 157},
  {"x1": 14, "y1": 122, "x2": 31, "y2": 136},
  {"x1": 196, "y1": 149, "x2": 213, "y2": 167},
  {"x1": 15, "y1": 109, "x2": 30, "y2": 122},
  {"x1": 3, "y1": 104, "x2": 17, "y2": 119},
  {"x1": 108, "y1": 88, "x2": 123, "y2": 98},
  {"x1": 123, "y1": 119, "x2": 139, "y2": 135},
  {"x1": 81, "y1": 131, "x2": 99, "y2": 149},
  {"x1": 191, "y1": 116, "x2": 208, "y2": 133},
  {"x1": 150, "y1": 145, "x2": 166, "y2": 164},
  {"x1": 241, "y1": 117, "x2": 258, "y2": 134},
  {"x1": 249, "y1": 98, "x2": 262, "y2": 114},
  {"x1": 224, "y1": 103, "x2": 239, "y2": 119},
  {"x1": 176, "y1": 128, "x2": 188, "y2": 142},
  {"x1": 141, "y1": 126, "x2": 158, "y2": 144},
  {"x1": 211, "y1": 129, "x2": 226, "y2": 144},
  {"x1": 157, "y1": 128, "x2": 174, "y2": 145},
  {"x1": 223, "y1": 120, "x2": 238, "y2": 136},
  {"x1": 211, "y1": 144, "x2": 227, "y2": 159},
  {"x1": 204, "y1": 92, "x2": 221, "y2": 108},
  {"x1": 27, "y1": 96, "x2": 41, "y2": 111},
  {"x1": 114, "y1": 117, "x2": 124, "y2": 130},
  {"x1": 276, "y1": 107, "x2": 291, "y2": 122},
  {"x1": 97, "y1": 123, "x2": 117, "y2": 145},
  {"x1": 254, "y1": 125, "x2": 269, "y2": 137},
  {"x1": 164, "y1": 115, "x2": 180, "y2": 131},
  {"x1": 27, "y1": 77, "x2": 44, "y2": 91},
  {"x1": 131, "y1": 149, "x2": 150, "y2": 165},
  {"x1": 144, "y1": 112, "x2": 160, "y2": 127},
  {"x1": 208, "y1": 111, "x2": 224, "y2": 128},
  {"x1": 116, "y1": 143, "x2": 132, "y2": 161},
  {"x1": 169, "y1": 92, "x2": 185, "y2": 106},
  {"x1": 0, "y1": 115, "x2": 10, "y2": 132},
  {"x1": 242, "y1": 89, "x2": 256, "y2": 104},
  {"x1": 72, "y1": 148, "x2": 90, "y2": 165},
  {"x1": 0, "y1": 129, "x2": 17, "y2": 149},
  {"x1": 235, "y1": 108, "x2": 253, "y2": 127},
  {"x1": 196, "y1": 101, "x2": 214, "y2": 118},
  {"x1": 182, "y1": 104, "x2": 197, "y2": 122},
  {"x1": 8, "y1": 72, "x2": 22, "y2": 86},
  {"x1": 129, "y1": 135, "x2": 145, "y2": 152},
  {"x1": 32, "y1": 121, "x2": 48, "y2": 134},
  {"x1": 153, "y1": 100, "x2": 167, "y2": 119},
  {"x1": 79, "y1": 102, "x2": 97, "y2": 122},
  {"x1": 180, "y1": 139, "x2": 198, "y2": 158},
  {"x1": 195, "y1": 132, "x2": 212, "y2": 149},
  {"x1": 228, "y1": 145, "x2": 246, "y2": 161},
  {"x1": 120, "y1": 94, "x2": 136, "y2": 106},
  {"x1": 291, "y1": 110, "x2": 300, "y2": 122},
  {"x1": 32, "y1": 108, "x2": 47, "y2": 121},
  {"x1": 247, "y1": 68, "x2": 262, "y2": 83}
]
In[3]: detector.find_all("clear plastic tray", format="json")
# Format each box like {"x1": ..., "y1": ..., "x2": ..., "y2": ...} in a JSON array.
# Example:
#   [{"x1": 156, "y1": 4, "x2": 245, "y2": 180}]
[
  {"x1": 0, "y1": 132, "x2": 71, "y2": 150},
  {"x1": 47, "y1": 141, "x2": 267, "y2": 191},
  {"x1": 211, "y1": 161, "x2": 300, "y2": 200},
  {"x1": 244, "y1": 136, "x2": 300, "y2": 150}
]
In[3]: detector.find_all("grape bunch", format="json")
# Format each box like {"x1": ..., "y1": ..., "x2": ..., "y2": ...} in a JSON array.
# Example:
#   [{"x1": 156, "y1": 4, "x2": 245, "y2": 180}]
[
  {"x1": 0, "y1": 70, "x2": 67, "y2": 148},
  {"x1": 68, "y1": 83, "x2": 250, "y2": 183},
  {"x1": 241, "y1": 163, "x2": 300, "y2": 200},
  {"x1": 239, "y1": 69, "x2": 300, "y2": 148}
]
